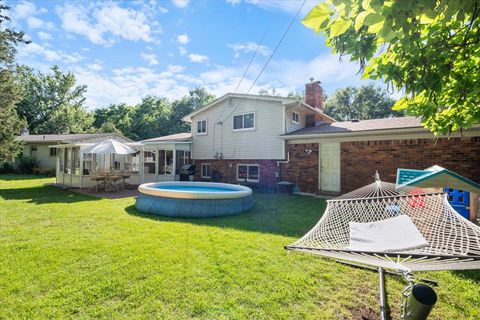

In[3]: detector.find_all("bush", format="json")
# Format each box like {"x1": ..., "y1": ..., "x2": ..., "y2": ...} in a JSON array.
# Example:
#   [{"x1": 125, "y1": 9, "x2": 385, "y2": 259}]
[
  {"x1": 15, "y1": 156, "x2": 39, "y2": 174},
  {"x1": 32, "y1": 167, "x2": 55, "y2": 177},
  {"x1": 0, "y1": 161, "x2": 16, "y2": 174}
]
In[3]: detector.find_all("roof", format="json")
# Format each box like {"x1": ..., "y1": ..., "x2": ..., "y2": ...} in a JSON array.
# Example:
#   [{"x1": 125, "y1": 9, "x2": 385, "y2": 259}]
[
  {"x1": 396, "y1": 165, "x2": 480, "y2": 194},
  {"x1": 282, "y1": 116, "x2": 423, "y2": 137},
  {"x1": 16, "y1": 133, "x2": 132, "y2": 143},
  {"x1": 141, "y1": 132, "x2": 192, "y2": 143},
  {"x1": 182, "y1": 92, "x2": 321, "y2": 122}
]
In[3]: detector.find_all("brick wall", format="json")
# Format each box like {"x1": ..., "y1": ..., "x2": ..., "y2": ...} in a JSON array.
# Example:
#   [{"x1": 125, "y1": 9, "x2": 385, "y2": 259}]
[
  {"x1": 194, "y1": 159, "x2": 280, "y2": 192},
  {"x1": 280, "y1": 143, "x2": 319, "y2": 194},
  {"x1": 341, "y1": 137, "x2": 480, "y2": 193},
  {"x1": 282, "y1": 137, "x2": 480, "y2": 195}
]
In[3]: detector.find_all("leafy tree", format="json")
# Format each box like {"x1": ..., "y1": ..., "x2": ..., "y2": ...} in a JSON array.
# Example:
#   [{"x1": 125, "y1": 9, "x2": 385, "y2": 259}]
[
  {"x1": 169, "y1": 87, "x2": 215, "y2": 134},
  {"x1": 0, "y1": 4, "x2": 27, "y2": 162},
  {"x1": 16, "y1": 65, "x2": 93, "y2": 134},
  {"x1": 324, "y1": 85, "x2": 401, "y2": 120},
  {"x1": 303, "y1": 0, "x2": 480, "y2": 135},
  {"x1": 93, "y1": 103, "x2": 135, "y2": 138},
  {"x1": 131, "y1": 96, "x2": 172, "y2": 140}
]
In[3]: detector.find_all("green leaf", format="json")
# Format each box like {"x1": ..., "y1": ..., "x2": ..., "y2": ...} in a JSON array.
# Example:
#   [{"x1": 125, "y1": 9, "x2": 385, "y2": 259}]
[
  {"x1": 368, "y1": 21, "x2": 384, "y2": 33},
  {"x1": 354, "y1": 11, "x2": 369, "y2": 31},
  {"x1": 330, "y1": 18, "x2": 352, "y2": 37},
  {"x1": 302, "y1": 3, "x2": 331, "y2": 32},
  {"x1": 363, "y1": 12, "x2": 383, "y2": 26}
]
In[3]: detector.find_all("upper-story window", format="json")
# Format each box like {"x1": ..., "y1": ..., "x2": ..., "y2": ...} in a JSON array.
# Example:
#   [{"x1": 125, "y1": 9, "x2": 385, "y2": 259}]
[
  {"x1": 197, "y1": 119, "x2": 207, "y2": 135},
  {"x1": 292, "y1": 112, "x2": 299, "y2": 124},
  {"x1": 233, "y1": 112, "x2": 255, "y2": 131}
]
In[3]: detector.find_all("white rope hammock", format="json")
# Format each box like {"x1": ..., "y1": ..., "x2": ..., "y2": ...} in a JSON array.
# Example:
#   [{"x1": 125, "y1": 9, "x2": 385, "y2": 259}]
[{"x1": 286, "y1": 177, "x2": 480, "y2": 272}]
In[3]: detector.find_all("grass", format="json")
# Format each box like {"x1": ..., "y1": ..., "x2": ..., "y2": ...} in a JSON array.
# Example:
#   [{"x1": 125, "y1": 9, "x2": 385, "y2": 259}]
[{"x1": 0, "y1": 174, "x2": 479, "y2": 319}]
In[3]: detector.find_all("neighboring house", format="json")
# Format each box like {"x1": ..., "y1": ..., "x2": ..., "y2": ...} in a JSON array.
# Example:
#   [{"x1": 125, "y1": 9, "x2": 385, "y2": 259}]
[
  {"x1": 182, "y1": 80, "x2": 334, "y2": 191},
  {"x1": 15, "y1": 131, "x2": 132, "y2": 170}
]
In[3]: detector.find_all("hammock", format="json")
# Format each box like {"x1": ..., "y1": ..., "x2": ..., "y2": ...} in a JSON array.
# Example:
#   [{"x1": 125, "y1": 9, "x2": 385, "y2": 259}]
[{"x1": 285, "y1": 177, "x2": 480, "y2": 272}]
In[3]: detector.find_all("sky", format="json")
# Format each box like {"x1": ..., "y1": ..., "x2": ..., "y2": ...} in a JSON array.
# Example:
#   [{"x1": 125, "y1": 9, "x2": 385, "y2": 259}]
[{"x1": 9, "y1": 0, "x2": 379, "y2": 109}]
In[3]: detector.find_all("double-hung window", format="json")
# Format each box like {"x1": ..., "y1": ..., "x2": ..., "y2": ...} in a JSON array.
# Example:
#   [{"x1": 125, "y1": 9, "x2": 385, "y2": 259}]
[
  {"x1": 197, "y1": 119, "x2": 207, "y2": 135},
  {"x1": 292, "y1": 112, "x2": 299, "y2": 123},
  {"x1": 233, "y1": 113, "x2": 255, "y2": 130},
  {"x1": 237, "y1": 164, "x2": 259, "y2": 182},
  {"x1": 201, "y1": 163, "x2": 211, "y2": 178}
]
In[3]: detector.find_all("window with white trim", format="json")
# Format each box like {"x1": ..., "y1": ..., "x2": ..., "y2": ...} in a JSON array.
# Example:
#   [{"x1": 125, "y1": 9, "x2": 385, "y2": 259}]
[
  {"x1": 197, "y1": 119, "x2": 207, "y2": 135},
  {"x1": 237, "y1": 164, "x2": 259, "y2": 182},
  {"x1": 233, "y1": 113, "x2": 255, "y2": 130},
  {"x1": 201, "y1": 163, "x2": 211, "y2": 178},
  {"x1": 292, "y1": 112, "x2": 299, "y2": 123}
]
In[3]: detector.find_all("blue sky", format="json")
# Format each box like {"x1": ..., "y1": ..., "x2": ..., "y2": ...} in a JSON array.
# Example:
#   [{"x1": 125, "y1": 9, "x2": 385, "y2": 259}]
[{"x1": 10, "y1": 0, "x2": 376, "y2": 109}]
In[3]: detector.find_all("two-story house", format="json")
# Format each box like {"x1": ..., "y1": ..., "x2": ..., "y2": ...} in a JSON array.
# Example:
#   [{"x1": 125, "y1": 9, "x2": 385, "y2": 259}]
[{"x1": 182, "y1": 80, "x2": 335, "y2": 191}]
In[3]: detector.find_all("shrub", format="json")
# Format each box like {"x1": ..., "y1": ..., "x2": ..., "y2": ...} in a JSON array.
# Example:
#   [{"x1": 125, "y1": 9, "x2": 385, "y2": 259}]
[
  {"x1": 0, "y1": 161, "x2": 16, "y2": 174},
  {"x1": 15, "y1": 156, "x2": 39, "y2": 174},
  {"x1": 32, "y1": 167, "x2": 55, "y2": 177}
]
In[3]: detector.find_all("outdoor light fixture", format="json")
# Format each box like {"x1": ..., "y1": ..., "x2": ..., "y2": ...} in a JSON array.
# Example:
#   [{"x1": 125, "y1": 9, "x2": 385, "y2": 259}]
[{"x1": 304, "y1": 148, "x2": 313, "y2": 154}]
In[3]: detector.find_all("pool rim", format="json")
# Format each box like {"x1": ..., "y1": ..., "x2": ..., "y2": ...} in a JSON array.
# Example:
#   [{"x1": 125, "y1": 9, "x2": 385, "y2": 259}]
[{"x1": 138, "y1": 181, "x2": 253, "y2": 199}]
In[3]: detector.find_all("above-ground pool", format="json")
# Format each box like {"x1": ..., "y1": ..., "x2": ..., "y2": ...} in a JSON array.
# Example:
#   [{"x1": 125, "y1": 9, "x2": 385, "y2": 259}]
[{"x1": 135, "y1": 181, "x2": 254, "y2": 217}]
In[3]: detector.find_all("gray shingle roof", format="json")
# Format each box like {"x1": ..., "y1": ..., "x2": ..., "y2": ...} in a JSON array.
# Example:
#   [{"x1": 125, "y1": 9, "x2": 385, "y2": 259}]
[
  {"x1": 16, "y1": 133, "x2": 130, "y2": 143},
  {"x1": 141, "y1": 132, "x2": 192, "y2": 143},
  {"x1": 283, "y1": 116, "x2": 423, "y2": 137}
]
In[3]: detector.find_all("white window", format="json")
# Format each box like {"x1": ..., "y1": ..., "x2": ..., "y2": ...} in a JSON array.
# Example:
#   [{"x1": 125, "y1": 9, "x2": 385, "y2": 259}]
[
  {"x1": 292, "y1": 112, "x2": 299, "y2": 123},
  {"x1": 201, "y1": 163, "x2": 211, "y2": 178},
  {"x1": 237, "y1": 164, "x2": 259, "y2": 182},
  {"x1": 233, "y1": 113, "x2": 255, "y2": 130},
  {"x1": 49, "y1": 147, "x2": 57, "y2": 157},
  {"x1": 197, "y1": 119, "x2": 207, "y2": 135}
]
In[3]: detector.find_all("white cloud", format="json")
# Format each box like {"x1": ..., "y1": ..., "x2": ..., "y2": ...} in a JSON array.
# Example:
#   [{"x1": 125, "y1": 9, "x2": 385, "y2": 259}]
[
  {"x1": 56, "y1": 3, "x2": 156, "y2": 45},
  {"x1": 88, "y1": 63, "x2": 103, "y2": 71},
  {"x1": 19, "y1": 43, "x2": 85, "y2": 64},
  {"x1": 27, "y1": 17, "x2": 54, "y2": 30},
  {"x1": 226, "y1": 0, "x2": 242, "y2": 4},
  {"x1": 176, "y1": 34, "x2": 190, "y2": 45},
  {"x1": 37, "y1": 31, "x2": 53, "y2": 41},
  {"x1": 13, "y1": 1, "x2": 36, "y2": 19},
  {"x1": 141, "y1": 53, "x2": 159, "y2": 65},
  {"x1": 228, "y1": 42, "x2": 271, "y2": 57},
  {"x1": 167, "y1": 64, "x2": 186, "y2": 73},
  {"x1": 188, "y1": 53, "x2": 208, "y2": 63},
  {"x1": 172, "y1": 0, "x2": 190, "y2": 8},
  {"x1": 178, "y1": 46, "x2": 187, "y2": 56}
]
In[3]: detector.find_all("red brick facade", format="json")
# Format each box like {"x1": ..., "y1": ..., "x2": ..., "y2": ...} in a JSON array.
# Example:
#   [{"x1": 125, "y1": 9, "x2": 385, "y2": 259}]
[
  {"x1": 279, "y1": 143, "x2": 319, "y2": 194},
  {"x1": 341, "y1": 137, "x2": 480, "y2": 194},
  {"x1": 281, "y1": 137, "x2": 480, "y2": 195},
  {"x1": 194, "y1": 159, "x2": 280, "y2": 192}
]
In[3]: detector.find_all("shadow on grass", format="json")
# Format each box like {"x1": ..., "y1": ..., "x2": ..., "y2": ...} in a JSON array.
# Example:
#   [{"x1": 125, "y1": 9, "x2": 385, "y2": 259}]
[
  {"x1": 453, "y1": 270, "x2": 480, "y2": 284},
  {"x1": 125, "y1": 193, "x2": 326, "y2": 238},
  {"x1": 0, "y1": 185, "x2": 100, "y2": 205},
  {"x1": 0, "y1": 174, "x2": 53, "y2": 181}
]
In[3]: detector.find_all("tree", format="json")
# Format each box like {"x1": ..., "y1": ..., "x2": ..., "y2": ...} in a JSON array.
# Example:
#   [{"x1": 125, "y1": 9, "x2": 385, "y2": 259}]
[
  {"x1": 131, "y1": 96, "x2": 172, "y2": 140},
  {"x1": 93, "y1": 103, "x2": 135, "y2": 138},
  {"x1": 16, "y1": 65, "x2": 93, "y2": 134},
  {"x1": 324, "y1": 85, "x2": 402, "y2": 120},
  {"x1": 303, "y1": 1, "x2": 480, "y2": 135},
  {"x1": 169, "y1": 87, "x2": 215, "y2": 134},
  {"x1": 0, "y1": 4, "x2": 27, "y2": 162}
]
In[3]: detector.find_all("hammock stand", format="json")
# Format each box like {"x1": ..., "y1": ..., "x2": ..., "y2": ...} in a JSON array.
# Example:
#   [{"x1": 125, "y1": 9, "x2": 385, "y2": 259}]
[{"x1": 285, "y1": 174, "x2": 480, "y2": 319}]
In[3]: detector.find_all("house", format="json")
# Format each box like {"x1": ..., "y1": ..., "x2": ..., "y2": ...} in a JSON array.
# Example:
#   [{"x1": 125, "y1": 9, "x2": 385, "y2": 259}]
[
  {"x1": 182, "y1": 80, "x2": 334, "y2": 191},
  {"x1": 15, "y1": 130, "x2": 132, "y2": 171}
]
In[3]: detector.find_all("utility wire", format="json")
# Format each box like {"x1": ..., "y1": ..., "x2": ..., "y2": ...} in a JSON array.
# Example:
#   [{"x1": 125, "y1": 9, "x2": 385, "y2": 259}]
[{"x1": 219, "y1": 0, "x2": 308, "y2": 124}]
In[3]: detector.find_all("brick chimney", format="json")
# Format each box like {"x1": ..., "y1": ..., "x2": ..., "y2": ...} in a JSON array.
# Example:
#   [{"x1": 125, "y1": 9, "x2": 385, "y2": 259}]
[{"x1": 305, "y1": 77, "x2": 324, "y2": 111}]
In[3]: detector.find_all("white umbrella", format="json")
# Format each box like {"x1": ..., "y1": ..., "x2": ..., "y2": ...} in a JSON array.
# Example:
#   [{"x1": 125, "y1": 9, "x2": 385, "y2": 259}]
[{"x1": 81, "y1": 139, "x2": 137, "y2": 155}]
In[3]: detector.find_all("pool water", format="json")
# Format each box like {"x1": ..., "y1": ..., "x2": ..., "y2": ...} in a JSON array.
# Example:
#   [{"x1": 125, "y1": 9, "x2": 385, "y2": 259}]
[{"x1": 153, "y1": 185, "x2": 236, "y2": 193}]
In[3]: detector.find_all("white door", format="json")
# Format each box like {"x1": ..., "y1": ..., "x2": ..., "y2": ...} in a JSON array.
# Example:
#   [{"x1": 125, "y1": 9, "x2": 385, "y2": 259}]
[{"x1": 320, "y1": 143, "x2": 340, "y2": 192}]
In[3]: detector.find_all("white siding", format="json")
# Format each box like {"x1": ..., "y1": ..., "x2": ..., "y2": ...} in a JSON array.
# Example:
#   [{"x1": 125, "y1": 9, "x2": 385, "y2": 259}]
[
  {"x1": 191, "y1": 97, "x2": 285, "y2": 160},
  {"x1": 286, "y1": 110, "x2": 306, "y2": 133}
]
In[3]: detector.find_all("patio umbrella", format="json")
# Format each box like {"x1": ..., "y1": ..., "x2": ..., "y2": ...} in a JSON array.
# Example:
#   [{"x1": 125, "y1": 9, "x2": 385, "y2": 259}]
[{"x1": 81, "y1": 139, "x2": 137, "y2": 155}]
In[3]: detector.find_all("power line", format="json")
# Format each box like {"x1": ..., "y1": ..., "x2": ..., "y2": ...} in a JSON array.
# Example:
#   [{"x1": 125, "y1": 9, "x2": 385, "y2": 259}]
[{"x1": 219, "y1": 0, "x2": 308, "y2": 124}]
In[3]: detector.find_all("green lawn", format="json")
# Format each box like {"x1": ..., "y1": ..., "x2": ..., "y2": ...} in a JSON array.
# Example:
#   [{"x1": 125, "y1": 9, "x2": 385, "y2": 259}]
[{"x1": 0, "y1": 175, "x2": 479, "y2": 319}]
